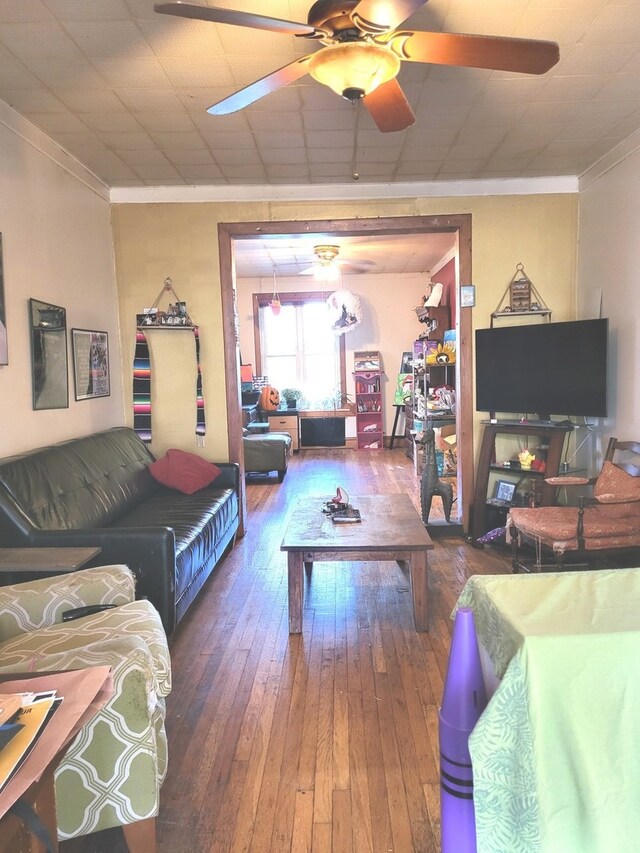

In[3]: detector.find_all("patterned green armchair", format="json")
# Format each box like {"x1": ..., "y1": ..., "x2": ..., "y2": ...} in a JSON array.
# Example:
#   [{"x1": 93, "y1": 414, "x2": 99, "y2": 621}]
[{"x1": 0, "y1": 564, "x2": 171, "y2": 851}]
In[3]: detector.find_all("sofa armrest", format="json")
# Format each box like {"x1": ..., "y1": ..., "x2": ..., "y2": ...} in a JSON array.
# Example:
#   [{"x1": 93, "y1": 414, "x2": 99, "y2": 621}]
[
  {"x1": 212, "y1": 462, "x2": 240, "y2": 492},
  {"x1": 22, "y1": 527, "x2": 176, "y2": 635},
  {"x1": 0, "y1": 564, "x2": 135, "y2": 642}
]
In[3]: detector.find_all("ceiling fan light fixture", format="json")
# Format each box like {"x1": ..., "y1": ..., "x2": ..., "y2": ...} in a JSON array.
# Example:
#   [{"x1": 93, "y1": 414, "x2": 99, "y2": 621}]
[
  {"x1": 308, "y1": 42, "x2": 400, "y2": 99},
  {"x1": 314, "y1": 244, "x2": 340, "y2": 265}
]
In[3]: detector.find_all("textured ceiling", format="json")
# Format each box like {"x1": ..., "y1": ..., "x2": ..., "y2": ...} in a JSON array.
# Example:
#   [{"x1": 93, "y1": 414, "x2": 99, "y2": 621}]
[
  {"x1": 1, "y1": 0, "x2": 639, "y2": 188},
  {"x1": 233, "y1": 231, "x2": 457, "y2": 278}
]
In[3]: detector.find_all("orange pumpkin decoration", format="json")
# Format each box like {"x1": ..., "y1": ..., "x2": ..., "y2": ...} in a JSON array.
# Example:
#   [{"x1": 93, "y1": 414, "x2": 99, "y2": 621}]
[{"x1": 259, "y1": 385, "x2": 280, "y2": 411}]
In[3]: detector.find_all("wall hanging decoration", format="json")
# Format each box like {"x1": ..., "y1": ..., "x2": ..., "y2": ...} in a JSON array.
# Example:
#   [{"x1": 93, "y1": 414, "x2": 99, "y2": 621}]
[
  {"x1": 29, "y1": 298, "x2": 69, "y2": 410},
  {"x1": 0, "y1": 234, "x2": 7, "y2": 366},
  {"x1": 460, "y1": 285, "x2": 476, "y2": 308},
  {"x1": 133, "y1": 277, "x2": 206, "y2": 445},
  {"x1": 326, "y1": 289, "x2": 362, "y2": 334},
  {"x1": 491, "y1": 263, "x2": 551, "y2": 326},
  {"x1": 71, "y1": 329, "x2": 110, "y2": 401}
]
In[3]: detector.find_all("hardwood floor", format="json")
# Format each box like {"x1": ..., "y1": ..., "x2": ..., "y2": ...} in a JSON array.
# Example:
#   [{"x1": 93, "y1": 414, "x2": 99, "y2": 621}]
[{"x1": 62, "y1": 448, "x2": 511, "y2": 853}]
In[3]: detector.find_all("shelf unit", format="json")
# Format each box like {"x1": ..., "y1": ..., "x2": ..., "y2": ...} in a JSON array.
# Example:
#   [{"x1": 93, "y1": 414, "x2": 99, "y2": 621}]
[
  {"x1": 353, "y1": 370, "x2": 383, "y2": 449},
  {"x1": 470, "y1": 421, "x2": 573, "y2": 544},
  {"x1": 411, "y1": 318, "x2": 456, "y2": 470}
]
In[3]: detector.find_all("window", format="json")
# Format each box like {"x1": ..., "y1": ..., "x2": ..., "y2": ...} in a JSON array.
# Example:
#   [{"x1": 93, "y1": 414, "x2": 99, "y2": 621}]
[{"x1": 253, "y1": 292, "x2": 346, "y2": 408}]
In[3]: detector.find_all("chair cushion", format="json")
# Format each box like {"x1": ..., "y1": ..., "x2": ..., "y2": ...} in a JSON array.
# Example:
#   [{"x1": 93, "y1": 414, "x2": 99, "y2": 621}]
[
  {"x1": 509, "y1": 505, "x2": 640, "y2": 555},
  {"x1": 591, "y1": 461, "x2": 640, "y2": 518},
  {"x1": 0, "y1": 564, "x2": 135, "y2": 643},
  {"x1": 594, "y1": 461, "x2": 640, "y2": 502},
  {"x1": 149, "y1": 448, "x2": 221, "y2": 495},
  {"x1": 0, "y1": 599, "x2": 171, "y2": 698}
]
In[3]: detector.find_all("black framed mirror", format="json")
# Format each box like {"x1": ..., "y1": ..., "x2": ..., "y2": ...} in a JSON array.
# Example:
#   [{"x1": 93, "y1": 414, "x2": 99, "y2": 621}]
[{"x1": 29, "y1": 298, "x2": 69, "y2": 410}]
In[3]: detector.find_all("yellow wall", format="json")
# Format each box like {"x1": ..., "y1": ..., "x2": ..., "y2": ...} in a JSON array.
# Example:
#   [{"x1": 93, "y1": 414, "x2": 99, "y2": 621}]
[{"x1": 111, "y1": 193, "x2": 578, "y2": 460}]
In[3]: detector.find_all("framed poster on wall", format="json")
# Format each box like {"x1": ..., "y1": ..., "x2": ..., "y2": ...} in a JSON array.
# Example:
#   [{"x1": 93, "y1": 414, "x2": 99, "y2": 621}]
[
  {"x1": 0, "y1": 234, "x2": 6, "y2": 365},
  {"x1": 71, "y1": 328, "x2": 110, "y2": 401}
]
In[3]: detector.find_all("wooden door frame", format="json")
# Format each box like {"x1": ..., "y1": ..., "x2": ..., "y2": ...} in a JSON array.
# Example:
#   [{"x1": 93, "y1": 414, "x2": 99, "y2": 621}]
[{"x1": 218, "y1": 214, "x2": 473, "y2": 536}]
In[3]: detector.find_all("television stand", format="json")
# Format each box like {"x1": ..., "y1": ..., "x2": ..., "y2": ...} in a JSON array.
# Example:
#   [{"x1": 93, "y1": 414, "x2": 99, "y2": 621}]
[{"x1": 471, "y1": 421, "x2": 573, "y2": 545}]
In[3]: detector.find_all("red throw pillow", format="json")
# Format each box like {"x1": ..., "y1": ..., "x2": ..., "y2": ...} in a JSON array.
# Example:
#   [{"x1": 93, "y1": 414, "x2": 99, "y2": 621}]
[{"x1": 149, "y1": 449, "x2": 221, "y2": 495}]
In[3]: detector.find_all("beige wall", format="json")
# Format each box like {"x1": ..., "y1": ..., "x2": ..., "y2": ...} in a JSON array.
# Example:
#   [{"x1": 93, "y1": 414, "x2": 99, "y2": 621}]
[
  {"x1": 0, "y1": 108, "x2": 123, "y2": 458},
  {"x1": 111, "y1": 193, "x2": 578, "y2": 461},
  {"x1": 579, "y1": 148, "x2": 640, "y2": 452}
]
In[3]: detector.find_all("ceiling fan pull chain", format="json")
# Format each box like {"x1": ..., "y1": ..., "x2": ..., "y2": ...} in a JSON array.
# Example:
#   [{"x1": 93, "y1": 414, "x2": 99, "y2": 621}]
[{"x1": 351, "y1": 99, "x2": 361, "y2": 181}]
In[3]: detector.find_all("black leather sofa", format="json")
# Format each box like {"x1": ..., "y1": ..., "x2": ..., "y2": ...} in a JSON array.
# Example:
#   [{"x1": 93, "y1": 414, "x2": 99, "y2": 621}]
[{"x1": 0, "y1": 427, "x2": 240, "y2": 634}]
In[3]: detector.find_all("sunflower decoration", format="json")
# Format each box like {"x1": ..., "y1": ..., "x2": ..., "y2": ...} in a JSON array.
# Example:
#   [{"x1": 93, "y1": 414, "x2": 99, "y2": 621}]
[{"x1": 426, "y1": 341, "x2": 456, "y2": 365}]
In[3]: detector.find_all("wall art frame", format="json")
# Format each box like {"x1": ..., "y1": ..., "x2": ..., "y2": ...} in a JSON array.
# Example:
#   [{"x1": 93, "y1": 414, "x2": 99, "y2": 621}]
[
  {"x1": 71, "y1": 328, "x2": 110, "y2": 401},
  {"x1": 0, "y1": 234, "x2": 6, "y2": 366},
  {"x1": 29, "y1": 298, "x2": 69, "y2": 410}
]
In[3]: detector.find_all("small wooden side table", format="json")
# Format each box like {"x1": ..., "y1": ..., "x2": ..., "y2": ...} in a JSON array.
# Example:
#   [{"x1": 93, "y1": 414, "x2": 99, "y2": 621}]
[
  {"x1": 0, "y1": 548, "x2": 102, "y2": 575},
  {"x1": 0, "y1": 749, "x2": 66, "y2": 852}
]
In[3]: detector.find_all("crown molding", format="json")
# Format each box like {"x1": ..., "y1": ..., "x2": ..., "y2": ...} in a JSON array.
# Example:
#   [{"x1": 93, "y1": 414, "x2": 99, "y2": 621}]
[
  {"x1": 579, "y1": 128, "x2": 640, "y2": 190},
  {"x1": 0, "y1": 99, "x2": 109, "y2": 201},
  {"x1": 110, "y1": 175, "x2": 577, "y2": 204},
  {"x1": 432, "y1": 246, "x2": 457, "y2": 275}
]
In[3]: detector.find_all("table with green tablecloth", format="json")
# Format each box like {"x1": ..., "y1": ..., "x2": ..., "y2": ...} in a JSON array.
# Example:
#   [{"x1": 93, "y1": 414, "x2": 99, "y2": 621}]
[{"x1": 455, "y1": 568, "x2": 640, "y2": 853}]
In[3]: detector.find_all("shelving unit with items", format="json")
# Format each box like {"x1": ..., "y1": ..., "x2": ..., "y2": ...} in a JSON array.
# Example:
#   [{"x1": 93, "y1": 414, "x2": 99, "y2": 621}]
[
  {"x1": 353, "y1": 351, "x2": 383, "y2": 450},
  {"x1": 470, "y1": 421, "x2": 573, "y2": 544},
  {"x1": 410, "y1": 310, "x2": 456, "y2": 472}
]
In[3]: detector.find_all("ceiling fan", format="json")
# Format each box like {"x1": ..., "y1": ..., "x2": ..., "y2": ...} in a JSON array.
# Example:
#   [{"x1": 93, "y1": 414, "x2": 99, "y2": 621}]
[
  {"x1": 299, "y1": 244, "x2": 376, "y2": 277},
  {"x1": 154, "y1": 0, "x2": 559, "y2": 133}
]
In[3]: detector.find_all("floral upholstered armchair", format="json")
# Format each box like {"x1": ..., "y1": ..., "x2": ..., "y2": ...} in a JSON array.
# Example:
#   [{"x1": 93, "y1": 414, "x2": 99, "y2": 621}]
[
  {"x1": 0, "y1": 564, "x2": 171, "y2": 852},
  {"x1": 508, "y1": 438, "x2": 640, "y2": 572}
]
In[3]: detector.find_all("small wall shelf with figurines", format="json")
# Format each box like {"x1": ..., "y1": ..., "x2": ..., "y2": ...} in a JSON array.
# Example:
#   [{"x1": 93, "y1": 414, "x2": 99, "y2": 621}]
[
  {"x1": 491, "y1": 263, "x2": 551, "y2": 326},
  {"x1": 353, "y1": 351, "x2": 383, "y2": 449},
  {"x1": 136, "y1": 278, "x2": 195, "y2": 329}
]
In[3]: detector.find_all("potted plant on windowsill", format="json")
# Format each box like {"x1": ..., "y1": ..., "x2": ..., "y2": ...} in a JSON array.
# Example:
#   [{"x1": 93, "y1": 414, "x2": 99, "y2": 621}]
[{"x1": 281, "y1": 388, "x2": 303, "y2": 410}]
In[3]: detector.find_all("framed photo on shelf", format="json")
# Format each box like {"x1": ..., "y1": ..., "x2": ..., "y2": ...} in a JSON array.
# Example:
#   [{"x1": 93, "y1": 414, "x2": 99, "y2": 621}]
[
  {"x1": 494, "y1": 480, "x2": 516, "y2": 504},
  {"x1": 354, "y1": 350, "x2": 381, "y2": 371},
  {"x1": 71, "y1": 328, "x2": 110, "y2": 401},
  {"x1": 400, "y1": 351, "x2": 413, "y2": 373}
]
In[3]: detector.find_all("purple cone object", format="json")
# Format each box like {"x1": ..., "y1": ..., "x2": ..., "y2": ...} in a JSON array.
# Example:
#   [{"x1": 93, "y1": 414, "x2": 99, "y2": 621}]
[{"x1": 439, "y1": 607, "x2": 487, "y2": 853}]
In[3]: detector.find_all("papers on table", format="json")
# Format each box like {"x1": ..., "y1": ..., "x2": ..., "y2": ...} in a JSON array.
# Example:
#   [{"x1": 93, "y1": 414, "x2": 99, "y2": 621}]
[
  {"x1": 0, "y1": 691, "x2": 63, "y2": 792},
  {"x1": 0, "y1": 668, "x2": 114, "y2": 819}
]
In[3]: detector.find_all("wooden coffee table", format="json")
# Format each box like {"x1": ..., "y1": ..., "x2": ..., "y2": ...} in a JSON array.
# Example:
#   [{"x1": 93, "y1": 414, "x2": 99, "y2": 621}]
[{"x1": 281, "y1": 494, "x2": 434, "y2": 633}]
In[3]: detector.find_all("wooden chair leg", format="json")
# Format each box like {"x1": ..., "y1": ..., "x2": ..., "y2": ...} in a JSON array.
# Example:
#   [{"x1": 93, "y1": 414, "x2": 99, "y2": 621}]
[
  {"x1": 122, "y1": 817, "x2": 156, "y2": 853},
  {"x1": 509, "y1": 522, "x2": 522, "y2": 573}
]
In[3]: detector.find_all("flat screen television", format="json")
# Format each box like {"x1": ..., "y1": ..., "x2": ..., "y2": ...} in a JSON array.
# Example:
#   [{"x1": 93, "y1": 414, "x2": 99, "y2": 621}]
[{"x1": 475, "y1": 319, "x2": 608, "y2": 421}]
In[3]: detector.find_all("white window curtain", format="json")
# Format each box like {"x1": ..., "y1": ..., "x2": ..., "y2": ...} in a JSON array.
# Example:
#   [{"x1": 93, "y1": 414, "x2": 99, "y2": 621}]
[{"x1": 259, "y1": 300, "x2": 340, "y2": 406}]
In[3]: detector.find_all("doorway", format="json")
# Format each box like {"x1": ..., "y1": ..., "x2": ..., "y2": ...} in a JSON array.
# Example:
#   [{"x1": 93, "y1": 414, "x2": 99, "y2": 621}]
[{"x1": 218, "y1": 214, "x2": 473, "y2": 535}]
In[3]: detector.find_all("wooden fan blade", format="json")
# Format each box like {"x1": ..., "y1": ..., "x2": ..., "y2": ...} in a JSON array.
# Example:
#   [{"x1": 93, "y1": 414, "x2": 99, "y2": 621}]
[
  {"x1": 388, "y1": 30, "x2": 559, "y2": 74},
  {"x1": 351, "y1": 0, "x2": 427, "y2": 35},
  {"x1": 154, "y1": 2, "x2": 322, "y2": 37},
  {"x1": 363, "y1": 79, "x2": 416, "y2": 132},
  {"x1": 208, "y1": 56, "x2": 313, "y2": 115},
  {"x1": 340, "y1": 260, "x2": 377, "y2": 273}
]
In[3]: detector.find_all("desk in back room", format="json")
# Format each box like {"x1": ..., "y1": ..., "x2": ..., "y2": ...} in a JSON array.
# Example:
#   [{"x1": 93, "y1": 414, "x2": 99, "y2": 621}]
[{"x1": 455, "y1": 568, "x2": 640, "y2": 853}]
